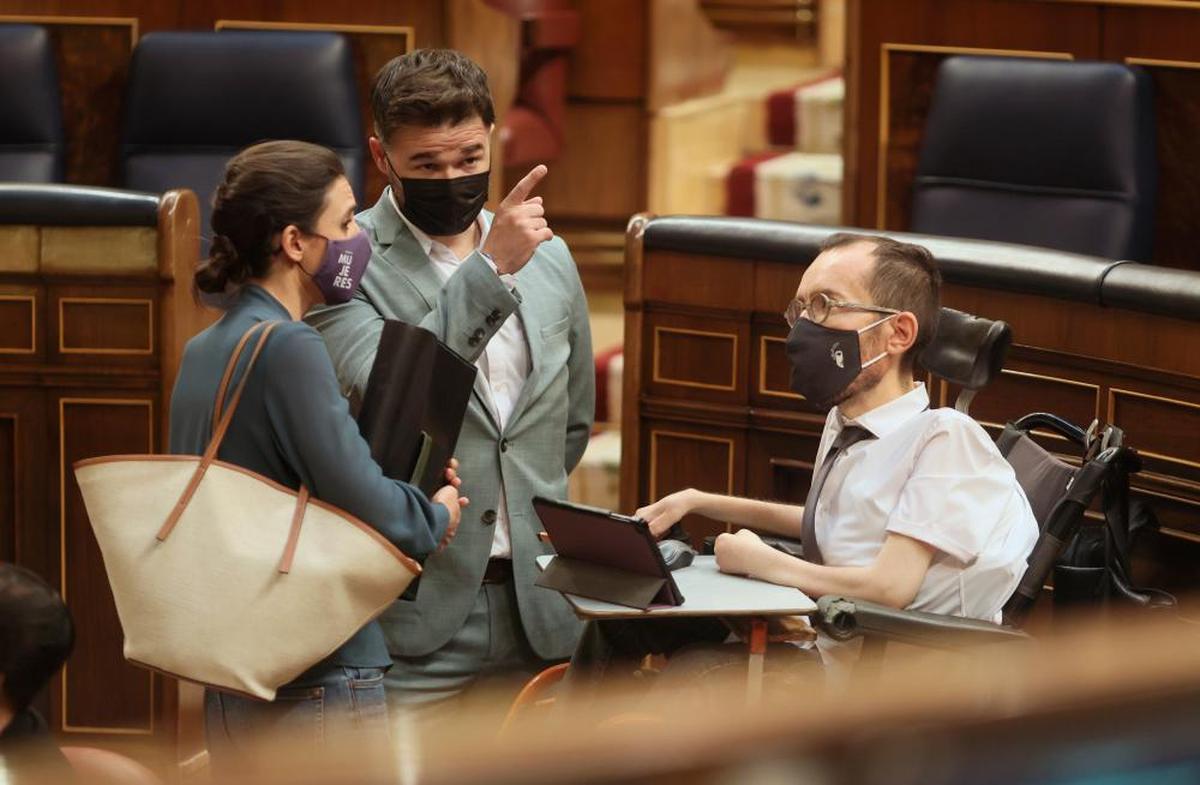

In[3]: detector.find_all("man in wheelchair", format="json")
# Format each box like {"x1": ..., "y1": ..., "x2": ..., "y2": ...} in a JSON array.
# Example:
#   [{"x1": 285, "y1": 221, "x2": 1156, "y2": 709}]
[{"x1": 568, "y1": 233, "x2": 1040, "y2": 685}]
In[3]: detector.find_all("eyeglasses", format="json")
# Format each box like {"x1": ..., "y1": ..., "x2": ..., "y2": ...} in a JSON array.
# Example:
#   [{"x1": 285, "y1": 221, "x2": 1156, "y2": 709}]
[{"x1": 784, "y1": 292, "x2": 901, "y2": 328}]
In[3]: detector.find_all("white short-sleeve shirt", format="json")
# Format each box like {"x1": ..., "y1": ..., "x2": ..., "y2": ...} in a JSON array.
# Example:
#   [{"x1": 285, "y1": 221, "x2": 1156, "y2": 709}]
[{"x1": 814, "y1": 384, "x2": 1038, "y2": 622}]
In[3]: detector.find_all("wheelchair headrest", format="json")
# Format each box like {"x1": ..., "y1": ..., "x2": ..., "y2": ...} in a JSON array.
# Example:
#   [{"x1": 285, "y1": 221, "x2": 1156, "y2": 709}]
[{"x1": 919, "y1": 307, "x2": 1012, "y2": 391}]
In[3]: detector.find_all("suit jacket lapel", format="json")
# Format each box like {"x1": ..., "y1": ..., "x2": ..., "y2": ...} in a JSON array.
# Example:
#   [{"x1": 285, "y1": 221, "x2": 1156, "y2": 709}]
[{"x1": 505, "y1": 284, "x2": 544, "y2": 431}]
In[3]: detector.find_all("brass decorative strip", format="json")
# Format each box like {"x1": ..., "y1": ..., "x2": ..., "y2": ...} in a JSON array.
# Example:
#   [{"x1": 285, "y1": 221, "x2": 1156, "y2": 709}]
[
  {"x1": 877, "y1": 43, "x2": 1074, "y2": 229},
  {"x1": 1125, "y1": 57, "x2": 1200, "y2": 70},
  {"x1": 648, "y1": 429, "x2": 737, "y2": 502},
  {"x1": 58, "y1": 297, "x2": 155, "y2": 356},
  {"x1": 58, "y1": 397, "x2": 155, "y2": 736},
  {"x1": 0, "y1": 295, "x2": 36, "y2": 355},
  {"x1": 652, "y1": 326, "x2": 739, "y2": 392},
  {"x1": 215, "y1": 19, "x2": 414, "y2": 47}
]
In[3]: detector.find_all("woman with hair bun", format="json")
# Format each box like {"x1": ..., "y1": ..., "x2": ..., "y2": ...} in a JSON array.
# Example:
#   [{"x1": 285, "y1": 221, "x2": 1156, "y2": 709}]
[{"x1": 169, "y1": 140, "x2": 466, "y2": 766}]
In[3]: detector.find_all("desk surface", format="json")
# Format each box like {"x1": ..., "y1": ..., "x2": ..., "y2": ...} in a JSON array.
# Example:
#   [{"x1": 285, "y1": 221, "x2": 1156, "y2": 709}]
[{"x1": 535, "y1": 555, "x2": 817, "y2": 619}]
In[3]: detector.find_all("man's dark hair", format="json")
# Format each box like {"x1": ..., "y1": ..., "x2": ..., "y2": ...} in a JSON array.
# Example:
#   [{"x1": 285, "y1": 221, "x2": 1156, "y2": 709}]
[
  {"x1": 371, "y1": 49, "x2": 496, "y2": 141},
  {"x1": 819, "y1": 232, "x2": 942, "y2": 362},
  {"x1": 0, "y1": 564, "x2": 74, "y2": 714}
]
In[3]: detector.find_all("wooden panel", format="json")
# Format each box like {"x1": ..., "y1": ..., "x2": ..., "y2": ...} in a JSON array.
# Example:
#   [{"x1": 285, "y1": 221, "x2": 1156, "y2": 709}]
[
  {"x1": 0, "y1": 226, "x2": 40, "y2": 273},
  {"x1": 1102, "y1": 6, "x2": 1200, "y2": 270},
  {"x1": 533, "y1": 103, "x2": 645, "y2": 221},
  {"x1": 645, "y1": 422, "x2": 744, "y2": 544},
  {"x1": 645, "y1": 311, "x2": 749, "y2": 404},
  {"x1": 568, "y1": 0, "x2": 646, "y2": 100},
  {"x1": 962, "y1": 368, "x2": 1101, "y2": 434},
  {"x1": 1109, "y1": 388, "x2": 1200, "y2": 481},
  {"x1": 843, "y1": 0, "x2": 1102, "y2": 229},
  {"x1": 58, "y1": 396, "x2": 155, "y2": 734},
  {"x1": 59, "y1": 297, "x2": 154, "y2": 355},
  {"x1": 40, "y1": 227, "x2": 158, "y2": 275},
  {"x1": 185, "y1": 0, "x2": 444, "y2": 46},
  {"x1": 746, "y1": 428, "x2": 823, "y2": 505},
  {"x1": 644, "y1": 252, "x2": 756, "y2": 311},
  {"x1": 754, "y1": 260, "x2": 806, "y2": 313},
  {"x1": 49, "y1": 284, "x2": 159, "y2": 367},
  {"x1": 0, "y1": 293, "x2": 38, "y2": 355},
  {"x1": 0, "y1": 414, "x2": 15, "y2": 563}
]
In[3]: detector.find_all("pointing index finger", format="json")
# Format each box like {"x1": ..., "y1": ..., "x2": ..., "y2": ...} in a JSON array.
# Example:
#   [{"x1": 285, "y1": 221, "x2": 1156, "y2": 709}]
[{"x1": 501, "y1": 164, "x2": 548, "y2": 207}]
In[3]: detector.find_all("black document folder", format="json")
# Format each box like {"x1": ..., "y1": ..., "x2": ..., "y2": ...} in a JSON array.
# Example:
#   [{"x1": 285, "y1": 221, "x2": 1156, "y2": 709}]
[
  {"x1": 533, "y1": 497, "x2": 685, "y2": 610},
  {"x1": 357, "y1": 320, "x2": 477, "y2": 496}
]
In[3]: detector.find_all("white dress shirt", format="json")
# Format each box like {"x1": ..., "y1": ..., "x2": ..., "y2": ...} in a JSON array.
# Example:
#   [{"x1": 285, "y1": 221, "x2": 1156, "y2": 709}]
[
  {"x1": 390, "y1": 189, "x2": 528, "y2": 558},
  {"x1": 813, "y1": 383, "x2": 1038, "y2": 623}
]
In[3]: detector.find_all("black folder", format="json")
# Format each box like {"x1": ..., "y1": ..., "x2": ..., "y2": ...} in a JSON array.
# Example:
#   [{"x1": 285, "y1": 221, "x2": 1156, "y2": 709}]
[
  {"x1": 357, "y1": 320, "x2": 477, "y2": 496},
  {"x1": 533, "y1": 497, "x2": 685, "y2": 610}
]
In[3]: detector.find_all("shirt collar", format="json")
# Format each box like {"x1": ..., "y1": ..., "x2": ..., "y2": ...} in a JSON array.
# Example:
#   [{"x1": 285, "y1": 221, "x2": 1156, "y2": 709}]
[
  {"x1": 834, "y1": 383, "x2": 930, "y2": 439},
  {"x1": 388, "y1": 185, "x2": 490, "y2": 260}
]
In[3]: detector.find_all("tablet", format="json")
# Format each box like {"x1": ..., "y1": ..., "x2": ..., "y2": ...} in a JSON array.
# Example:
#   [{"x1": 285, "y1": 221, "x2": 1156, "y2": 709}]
[{"x1": 532, "y1": 497, "x2": 684, "y2": 608}]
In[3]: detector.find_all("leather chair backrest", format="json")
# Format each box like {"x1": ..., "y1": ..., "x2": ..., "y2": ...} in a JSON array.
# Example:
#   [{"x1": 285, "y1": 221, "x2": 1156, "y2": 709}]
[
  {"x1": 911, "y1": 56, "x2": 1157, "y2": 262},
  {"x1": 0, "y1": 25, "x2": 65, "y2": 183},
  {"x1": 119, "y1": 31, "x2": 364, "y2": 248}
]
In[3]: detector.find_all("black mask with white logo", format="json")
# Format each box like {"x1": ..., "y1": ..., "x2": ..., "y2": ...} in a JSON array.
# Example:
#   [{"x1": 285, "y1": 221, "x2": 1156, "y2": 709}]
[
  {"x1": 396, "y1": 171, "x2": 490, "y2": 237},
  {"x1": 785, "y1": 315, "x2": 895, "y2": 408}
]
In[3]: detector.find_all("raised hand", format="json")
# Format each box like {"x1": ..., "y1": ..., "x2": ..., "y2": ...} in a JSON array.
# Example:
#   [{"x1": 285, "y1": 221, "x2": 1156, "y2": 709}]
[{"x1": 481, "y1": 164, "x2": 552, "y2": 275}]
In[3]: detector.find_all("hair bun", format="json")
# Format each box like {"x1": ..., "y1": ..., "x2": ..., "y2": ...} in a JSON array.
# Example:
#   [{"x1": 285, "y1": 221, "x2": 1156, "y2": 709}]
[{"x1": 194, "y1": 233, "x2": 243, "y2": 295}]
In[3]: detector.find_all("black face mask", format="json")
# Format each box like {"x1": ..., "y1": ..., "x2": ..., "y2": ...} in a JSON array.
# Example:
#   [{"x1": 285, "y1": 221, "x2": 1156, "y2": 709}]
[
  {"x1": 395, "y1": 170, "x2": 490, "y2": 237},
  {"x1": 786, "y1": 314, "x2": 895, "y2": 409}
]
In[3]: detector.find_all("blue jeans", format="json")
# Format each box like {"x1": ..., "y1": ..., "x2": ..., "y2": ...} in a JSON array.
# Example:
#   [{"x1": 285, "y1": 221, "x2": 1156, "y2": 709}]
[{"x1": 204, "y1": 666, "x2": 389, "y2": 776}]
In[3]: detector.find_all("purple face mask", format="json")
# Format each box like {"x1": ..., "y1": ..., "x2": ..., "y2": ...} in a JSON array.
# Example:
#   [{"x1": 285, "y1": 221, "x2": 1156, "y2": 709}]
[{"x1": 306, "y1": 231, "x2": 372, "y2": 305}]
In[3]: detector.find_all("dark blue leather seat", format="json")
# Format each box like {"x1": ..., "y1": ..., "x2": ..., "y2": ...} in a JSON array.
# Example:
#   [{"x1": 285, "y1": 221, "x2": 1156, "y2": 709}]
[
  {"x1": 0, "y1": 25, "x2": 65, "y2": 183},
  {"x1": 119, "y1": 31, "x2": 365, "y2": 249},
  {"x1": 911, "y1": 56, "x2": 1157, "y2": 262}
]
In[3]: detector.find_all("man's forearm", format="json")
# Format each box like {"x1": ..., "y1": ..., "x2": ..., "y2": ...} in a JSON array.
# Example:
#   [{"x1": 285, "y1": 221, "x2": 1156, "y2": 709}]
[{"x1": 689, "y1": 491, "x2": 803, "y2": 538}]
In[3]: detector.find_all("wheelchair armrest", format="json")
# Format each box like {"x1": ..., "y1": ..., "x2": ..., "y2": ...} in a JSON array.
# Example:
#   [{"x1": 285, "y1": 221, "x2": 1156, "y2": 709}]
[{"x1": 814, "y1": 596, "x2": 1030, "y2": 650}]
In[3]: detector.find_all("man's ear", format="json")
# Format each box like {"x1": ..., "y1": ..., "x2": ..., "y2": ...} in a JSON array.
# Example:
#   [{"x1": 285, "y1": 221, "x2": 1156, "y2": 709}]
[
  {"x1": 889, "y1": 312, "x2": 919, "y2": 356},
  {"x1": 368, "y1": 136, "x2": 390, "y2": 177}
]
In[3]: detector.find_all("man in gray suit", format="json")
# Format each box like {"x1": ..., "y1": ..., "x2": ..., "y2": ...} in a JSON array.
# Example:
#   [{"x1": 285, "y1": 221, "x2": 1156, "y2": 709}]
[{"x1": 307, "y1": 49, "x2": 594, "y2": 706}]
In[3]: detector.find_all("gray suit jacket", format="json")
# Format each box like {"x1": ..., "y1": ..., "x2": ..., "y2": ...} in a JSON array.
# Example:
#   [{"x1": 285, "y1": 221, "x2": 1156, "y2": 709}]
[{"x1": 306, "y1": 192, "x2": 594, "y2": 660}]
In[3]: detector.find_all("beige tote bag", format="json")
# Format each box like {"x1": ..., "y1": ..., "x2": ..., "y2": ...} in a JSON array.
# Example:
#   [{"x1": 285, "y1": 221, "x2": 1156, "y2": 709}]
[{"x1": 74, "y1": 321, "x2": 422, "y2": 700}]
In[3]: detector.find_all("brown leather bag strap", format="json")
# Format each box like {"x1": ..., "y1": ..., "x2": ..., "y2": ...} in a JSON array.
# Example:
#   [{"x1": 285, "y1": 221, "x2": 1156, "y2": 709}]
[
  {"x1": 157, "y1": 321, "x2": 282, "y2": 542},
  {"x1": 212, "y1": 321, "x2": 270, "y2": 426},
  {"x1": 277, "y1": 486, "x2": 309, "y2": 574}
]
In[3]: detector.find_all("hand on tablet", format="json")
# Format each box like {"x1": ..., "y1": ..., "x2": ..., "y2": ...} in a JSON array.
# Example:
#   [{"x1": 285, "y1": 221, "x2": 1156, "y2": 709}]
[
  {"x1": 635, "y1": 489, "x2": 697, "y2": 538},
  {"x1": 714, "y1": 528, "x2": 767, "y2": 577}
]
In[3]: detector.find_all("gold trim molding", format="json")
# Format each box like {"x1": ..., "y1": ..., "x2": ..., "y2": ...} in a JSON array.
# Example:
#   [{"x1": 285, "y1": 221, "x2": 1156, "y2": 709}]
[
  {"x1": 1107, "y1": 387, "x2": 1200, "y2": 471},
  {"x1": 0, "y1": 295, "x2": 37, "y2": 355},
  {"x1": 648, "y1": 429, "x2": 737, "y2": 502},
  {"x1": 652, "y1": 326, "x2": 739, "y2": 392},
  {"x1": 58, "y1": 297, "x2": 155, "y2": 356}
]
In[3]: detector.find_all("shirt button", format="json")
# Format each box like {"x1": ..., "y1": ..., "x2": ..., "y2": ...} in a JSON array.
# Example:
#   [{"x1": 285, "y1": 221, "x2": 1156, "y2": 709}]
[
  {"x1": 482, "y1": 509, "x2": 497, "y2": 526},
  {"x1": 499, "y1": 438, "x2": 509, "y2": 453},
  {"x1": 473, "y1": 328, "x2": 485, "y2": 340}
]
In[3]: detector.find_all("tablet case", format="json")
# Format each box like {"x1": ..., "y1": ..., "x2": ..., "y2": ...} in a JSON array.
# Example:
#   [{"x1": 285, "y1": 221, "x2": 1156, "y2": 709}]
[
  {"x1": 532, "y1": 497, "x2": 685, "y2": 610},
  {"x1": 357, "y1": 320, "x2": 477, "y2": 496}
]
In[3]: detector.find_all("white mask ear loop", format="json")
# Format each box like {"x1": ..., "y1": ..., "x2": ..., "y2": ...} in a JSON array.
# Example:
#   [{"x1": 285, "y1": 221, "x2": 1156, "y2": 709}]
[{"x1": 857, "y1": 313, "x2": 898, "y2": 369}]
